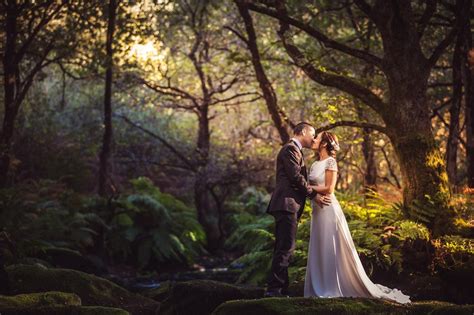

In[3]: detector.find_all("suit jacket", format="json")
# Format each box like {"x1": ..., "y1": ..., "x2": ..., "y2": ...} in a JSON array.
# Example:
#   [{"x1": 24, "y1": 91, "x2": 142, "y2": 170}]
[{"x1": 267, "y1": 140, "x2": 317, "y2": 218}]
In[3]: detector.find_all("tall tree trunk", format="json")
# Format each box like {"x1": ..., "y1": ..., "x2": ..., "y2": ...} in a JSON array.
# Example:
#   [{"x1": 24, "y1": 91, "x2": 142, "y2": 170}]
[
  {"x1": 362, "y1": 127, "x2": 377, "y2": 192},
  {"x1": 356, "y1": 105, "x2": 377, "y2": 193},
  {"x1": 362, "y1": 0, "x2": 461, "y2": 235},
  {"x1": 464, "y1": 23, "x2": 474, "y2": 187},
  {"x1": 386, "y1": 81, "x2": 452, "y2": 234},
  {"x1": 235, "y1": 0, "x2": 292, "y2": 143},
  {"x1": 446, "y1": 31, "x2": 463, "y2": 186},
  {"x1": 99, "y1": 0, "x2": 117, "y2": 196},
  {"x1": 0, "y1": 2, "x2": 19, "y2": 187},
  {"x1": 194, "y1": 107, "x2": 222, "y2": 251}
]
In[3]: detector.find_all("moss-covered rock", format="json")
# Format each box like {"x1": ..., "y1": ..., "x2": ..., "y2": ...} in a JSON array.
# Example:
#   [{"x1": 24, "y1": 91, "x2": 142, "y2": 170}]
[
  {"x1": 0, "y1": 305, "x2": 130, "y2": 315},
  {"x1": 140, "y1": 281, "x2": 172, "y2": 302},
  {"x1": 159, "y1": 280, "x2": 264, "y2": 315},
  {"x1": 32, "y1": 247, "x2": 105, "y2": 275},
  {"x1": 6, "y1": 264, "x2": 159, "y2": 314},
  {"x1": 0, "y1": 291, "x2": 81, "y2": 308},
  {"x1": 0, "y1": 291, "x2": 129, "y2": 314},
  {"x1": 212, "y1": 297, "x2": 474, "y2": 315}
]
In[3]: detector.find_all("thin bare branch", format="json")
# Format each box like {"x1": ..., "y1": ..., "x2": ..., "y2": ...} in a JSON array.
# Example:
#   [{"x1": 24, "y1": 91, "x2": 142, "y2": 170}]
[
  {"x1": 315, "y1": 120, "x2": 387, "y2": 134},
  {"x1": 116, "y1": 114, "x2": 196, "y2": 171}
]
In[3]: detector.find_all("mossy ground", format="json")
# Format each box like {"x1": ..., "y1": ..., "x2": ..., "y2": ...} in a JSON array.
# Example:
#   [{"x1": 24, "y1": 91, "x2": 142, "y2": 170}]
[
  {"x1": 213, "y1": 297, "x2": 474, "y2": 315},
  {"x1": 4, "y1": 266, "x2": 473, "y2": 315}
]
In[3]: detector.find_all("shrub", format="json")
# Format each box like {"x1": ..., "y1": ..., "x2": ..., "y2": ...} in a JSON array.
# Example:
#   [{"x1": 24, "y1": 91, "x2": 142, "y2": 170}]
[{"x1": 105, "y1": 177, "x2": 206, "y2": 269}]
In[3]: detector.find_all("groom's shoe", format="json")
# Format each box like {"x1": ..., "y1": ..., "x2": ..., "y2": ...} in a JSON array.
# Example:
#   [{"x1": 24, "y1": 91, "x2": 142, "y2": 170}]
[{"x1": 264, "y1": 289, "x2": 289, "y2": 298}]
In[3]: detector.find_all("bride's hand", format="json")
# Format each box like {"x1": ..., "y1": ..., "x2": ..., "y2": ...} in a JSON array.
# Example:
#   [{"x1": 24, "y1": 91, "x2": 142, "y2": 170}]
[{"x1": 315, "y1": 193, "x2": 331, "y2": 206}]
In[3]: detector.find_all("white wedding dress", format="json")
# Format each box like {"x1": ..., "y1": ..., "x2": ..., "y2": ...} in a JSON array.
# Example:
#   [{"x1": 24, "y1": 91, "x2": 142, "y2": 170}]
[{"x1": 304, "y1": 157, "x2": 411, "y2": 304}]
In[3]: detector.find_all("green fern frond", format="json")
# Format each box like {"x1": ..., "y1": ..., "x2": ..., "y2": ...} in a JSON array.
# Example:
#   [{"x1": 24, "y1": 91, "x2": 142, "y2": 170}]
[
  {"x1": 127, "y1": 194, "x2": 172, "y2": 223},
  {"x1": 232, "y1": 250, "x2": 273, "y2": 285}
]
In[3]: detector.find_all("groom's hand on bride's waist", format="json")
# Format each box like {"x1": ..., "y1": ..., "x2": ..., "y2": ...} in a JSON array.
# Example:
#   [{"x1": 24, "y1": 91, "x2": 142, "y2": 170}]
[{"x1": 315, "y1": 194, "x2": 331, "y2": 207}]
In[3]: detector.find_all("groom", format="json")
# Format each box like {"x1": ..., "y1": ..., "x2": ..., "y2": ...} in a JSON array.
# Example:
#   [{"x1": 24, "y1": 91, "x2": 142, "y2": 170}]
[{"x1": 265, "y1": 122, "x2": 330, "y2": 297}]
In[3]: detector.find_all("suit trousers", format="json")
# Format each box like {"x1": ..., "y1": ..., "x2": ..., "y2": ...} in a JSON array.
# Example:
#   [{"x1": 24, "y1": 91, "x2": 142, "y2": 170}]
[{"x1": 267, "y1": 210, "x2": 298, "y2": 293}]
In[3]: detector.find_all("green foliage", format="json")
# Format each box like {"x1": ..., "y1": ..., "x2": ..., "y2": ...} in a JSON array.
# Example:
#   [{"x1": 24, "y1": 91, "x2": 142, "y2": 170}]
[
  {"x1": 451, "y1": 194, "x2": 474, "y2": 237},
  {"x1": 337, "y1": 191, "x2": 408, "y2": 274},
  {"x1": 106, "y1": 177, "x2": 206, "y2": 269},
  {"x1": 394, "y1": 196, "x2": 437, "y2": 226},
  {"x1": 394, "y1": 220, "x2": 430, "y2": 241},
  {"x1": 431, "y1": 235, "x2": 474, "y2": 272},
  {"x1": 0, "y1": 180, "x2": 106, "y2": 257},
  {"x1": 0, "y1": 177, "x2": 206, "y2": 270},
  {"x1": 230, "y1": 250, "x2": 273, "y2": 285},
  {"x1": 225, "y1": 214, "x2": 274, "y2": 253},
  {"x1": 228, "y1": 191, "x2": 442, "y2": 286},
  {"x1": 226, "y1": 186, "x2": 271, "y2": 216},
  {"x1": 225, "y1": 212, "x2": 274, "y2": 285}
]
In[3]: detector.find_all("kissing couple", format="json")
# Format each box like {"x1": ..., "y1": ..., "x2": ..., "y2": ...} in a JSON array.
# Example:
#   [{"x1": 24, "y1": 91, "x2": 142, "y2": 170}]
[{"x1": 265, "y1": 122, "x2": 410, "y2": 304}]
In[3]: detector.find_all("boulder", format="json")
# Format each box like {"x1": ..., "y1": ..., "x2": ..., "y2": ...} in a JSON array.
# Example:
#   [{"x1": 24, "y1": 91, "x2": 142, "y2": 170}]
[
  {"x1": 159, "y1": 280, "x2": 264, "y2": 315},
  {"x1": 6, "y1": 264, "x2": 159, "y2": 315},
  {"x1": 0, "y1": 305, "x2": 130, "y2": 315},
  {"x1": 0, "y1": 291, "x2": 81, "y2": 308},
  {"x1": 0, "y1": 291, "x2": 128, "y2": 315},
  {"x1": 33, "y1": 247, "x2": 105, "y2": 275},
  {"x1": 141, "y1": 281, "x2": 172, "y2": 302}
]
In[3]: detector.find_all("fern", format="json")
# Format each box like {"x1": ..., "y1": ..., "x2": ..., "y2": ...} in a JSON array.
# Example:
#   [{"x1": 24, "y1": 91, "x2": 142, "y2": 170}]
[
  {"x1": 226, "y1": 186, "x2": 271, "y2": 215},
  {"x1": 0, "y1": 180, "x2": 109, "y2": 258},
  {"x1": 393, "y1": 220, "x2": 430, "y2": 241},
  {"x1": 231, "y1": 251, "x2": 273, "y2": 285},
  {"x1": 106, "y1": 177, "x2": 205, "y2": 269},
  {"x1": 225, "y1": 214, "x2": 274, "y2": 252}
]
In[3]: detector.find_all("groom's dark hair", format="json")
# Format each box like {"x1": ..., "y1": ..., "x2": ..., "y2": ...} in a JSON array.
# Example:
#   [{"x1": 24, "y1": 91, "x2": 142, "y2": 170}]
[{"x1": 293, "y1": 122, "x2": 314, "y2": 135}]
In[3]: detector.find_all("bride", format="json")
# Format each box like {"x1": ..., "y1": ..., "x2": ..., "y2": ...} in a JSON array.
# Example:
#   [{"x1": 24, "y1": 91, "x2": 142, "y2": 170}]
[{"x1": 304, "y1": 131, "x2": 411, "y2": 304}]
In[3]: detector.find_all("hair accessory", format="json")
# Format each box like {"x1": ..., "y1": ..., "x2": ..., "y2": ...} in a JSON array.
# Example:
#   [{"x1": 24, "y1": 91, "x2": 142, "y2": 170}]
[{"x1": 330, "y1": 140, "x2": 340, "y2": 151}]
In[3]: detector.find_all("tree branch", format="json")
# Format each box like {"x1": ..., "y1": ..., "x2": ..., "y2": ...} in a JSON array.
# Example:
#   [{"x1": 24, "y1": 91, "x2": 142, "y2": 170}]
[
  {"x1": 276, "y1": 19, "x2": 386, "y2": 112},
  {"x1": 16, "y1": 1, "x2": 65, "y2": 62},
  {"x1": 314, "y1": 120, "x2": 387, "y2": 134},
  {"x1": 433, "y1": 111, "x2": 467, "y2": 148},
  {"x1": 353, "y1": 0, "x2": 376, "y2": 21},
  {"x1": 235, "y1": 0, "x2": 294, "y2": 142},
  {"x1": 246, "y1": 1, "x2": 384, "y2": 69},
  {"x1": 140, "y1": 78, "x2": 199, "y2": 108},
  {"x1": 379, "y1": 143, "x2": 402, "y2": 189},
  {"x1": 209, "y1": 91, "x2": 259, "y2": 105},
  {"x1": 115, "y1": 114, "x2": 196, "y2": 171},
  {"x1": 418, "y1": 0, "x2": 437, "y2": 38},
  {"x1": 428, "y1": 0, "x2": 470, "y2": 68}
]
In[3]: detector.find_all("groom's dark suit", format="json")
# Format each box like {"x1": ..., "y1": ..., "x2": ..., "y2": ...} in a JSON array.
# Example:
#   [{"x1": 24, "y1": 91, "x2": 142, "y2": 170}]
[{"x1": 266, "y1": 139, "x2": 317, "y2": 294}]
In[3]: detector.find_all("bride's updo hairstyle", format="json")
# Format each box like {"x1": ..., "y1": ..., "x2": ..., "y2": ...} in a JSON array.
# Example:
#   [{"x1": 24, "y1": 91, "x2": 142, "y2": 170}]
[{"x1": 320, "y1": 131, "x2": 340, "y2": 158}]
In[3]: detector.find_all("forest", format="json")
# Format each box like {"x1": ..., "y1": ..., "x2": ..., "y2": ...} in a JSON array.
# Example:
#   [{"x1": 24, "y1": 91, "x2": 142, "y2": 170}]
[{"x1": 0, "y1": 0, "x2": 473, "y2": 314}]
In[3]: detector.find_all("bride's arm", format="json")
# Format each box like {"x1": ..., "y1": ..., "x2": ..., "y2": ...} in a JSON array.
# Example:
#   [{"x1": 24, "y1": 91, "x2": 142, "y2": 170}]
[{"x1": 312, "y1": 170, "x2": 337, "y2": 194}]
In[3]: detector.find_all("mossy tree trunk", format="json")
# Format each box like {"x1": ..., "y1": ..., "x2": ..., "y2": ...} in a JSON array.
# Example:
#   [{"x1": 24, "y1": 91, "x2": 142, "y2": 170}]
[
  {"x1": 379, "y1": 48, "x2": 453, "y2": 233},
  {"x1": 366, "y1": 0, "x2": 455, "y2": 234},
  {"x1": 385, "y1": 99, "x2": 452, "y2": 234}
]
